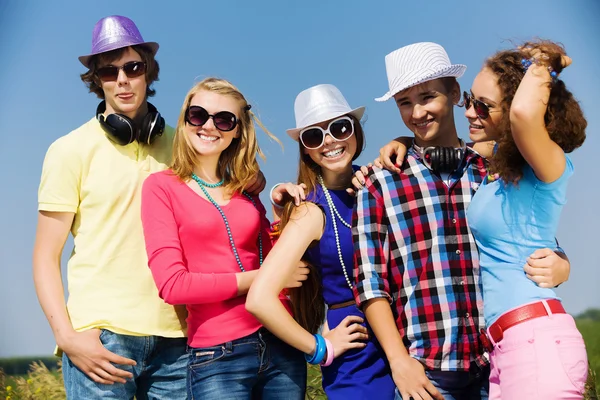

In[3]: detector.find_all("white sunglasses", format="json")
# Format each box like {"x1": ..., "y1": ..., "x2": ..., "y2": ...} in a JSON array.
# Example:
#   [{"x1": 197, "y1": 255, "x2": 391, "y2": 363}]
[{"x1": 299, "y1": 116, "x2": 355, "y2": 150}]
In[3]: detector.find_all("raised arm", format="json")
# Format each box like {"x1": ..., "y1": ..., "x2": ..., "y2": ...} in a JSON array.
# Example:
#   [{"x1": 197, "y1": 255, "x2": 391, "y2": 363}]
[
  {"x1": 141, "y1": 176, "x2": 258, "y2": 305},
  {"x1": 510, "y1": 46, "x2": 571, "y2": 183}
]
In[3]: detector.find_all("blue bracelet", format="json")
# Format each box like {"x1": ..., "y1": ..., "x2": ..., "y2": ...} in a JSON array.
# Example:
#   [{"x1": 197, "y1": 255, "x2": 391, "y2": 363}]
[
  {"x1": 312, "y1": 334, "x2": 327, "y2": 365},
  {"x1": 304, "y1": 334, "x2": 321, "y2": 364},
  {"x1": 304, "y1": 334, "x2": 327, "y2": 365},
  {"x1": 521, "y1": 57, "x2": 558, "y2": 83}
]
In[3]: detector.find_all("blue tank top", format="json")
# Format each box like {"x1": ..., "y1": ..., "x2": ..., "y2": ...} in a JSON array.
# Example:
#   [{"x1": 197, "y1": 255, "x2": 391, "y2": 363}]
[
  {"x1": 305, "y1": 184, "x2": 355, "y2": 306},
  {"x1": 467, "y1": 156, "x2": 573, "y2": 326}
]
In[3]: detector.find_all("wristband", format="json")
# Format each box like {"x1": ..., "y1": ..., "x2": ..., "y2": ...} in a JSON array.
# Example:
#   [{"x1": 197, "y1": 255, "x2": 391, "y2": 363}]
[
  {"x1": 521, "y1": 57, "x2": 558, "y2": 83},
  {"x1": 268, "y1": 220, "x2": 282, "y2": 240},
  {"x1": 320, "y1": 338, "x2": 334, "y2": 367},
  {"x1": 304, "y1": 334, "x2": 326, "y2": 365},
  {"x1": 269, "y1": 183, "x2": 284, "y2": 209}
]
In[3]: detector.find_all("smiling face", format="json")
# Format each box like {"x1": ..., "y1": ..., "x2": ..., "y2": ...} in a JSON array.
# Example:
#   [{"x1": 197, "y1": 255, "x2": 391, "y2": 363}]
[
  {"x1": 465, "y1": 67, "x2": 504, "y2": 142},
  {"x1": 393, "y1": 78, "x2": 460, "y2": 147},
  {"x1": 185, "y1": 90, "x2": 241, "y2": 158},
  {"x1": 302, "y1": 115, "x2": 357, "y2": 175},
  {"x1": 99, "y1": 47, "x2": 147, "y2": 119}
]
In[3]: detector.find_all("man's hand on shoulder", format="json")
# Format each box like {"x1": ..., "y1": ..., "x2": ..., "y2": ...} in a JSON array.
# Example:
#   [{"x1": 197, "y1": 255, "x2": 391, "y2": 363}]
[
  {"x1": 347, "y1": 164, "x2": 373, "y2": 196},
  {"x1": 373, "y1": 136, "x2": 413, "y2": 173}
]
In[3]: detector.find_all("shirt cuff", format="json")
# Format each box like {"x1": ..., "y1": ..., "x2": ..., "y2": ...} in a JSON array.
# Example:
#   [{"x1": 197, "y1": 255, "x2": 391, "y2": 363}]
[
  {"x1": 38, "y1": 202, "x2": 77, "y2": 213},
  {"x1": 354, "y1": 278, "x2": 392, "y2": 308}
]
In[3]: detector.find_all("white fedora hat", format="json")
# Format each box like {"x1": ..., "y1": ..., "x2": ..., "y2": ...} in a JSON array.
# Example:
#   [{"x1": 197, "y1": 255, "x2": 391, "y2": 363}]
[
  {"x1": 375, "y1": 42, "x2": 466, "y2": 102},
  {"x1": 286, "y1": 84, "x2": 365, "y2": 141}
]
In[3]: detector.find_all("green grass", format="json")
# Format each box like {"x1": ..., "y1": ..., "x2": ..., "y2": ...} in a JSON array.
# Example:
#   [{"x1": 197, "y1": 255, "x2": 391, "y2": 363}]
[
  {"x1": 0, "y1": 314, "x2": 598, "y2": 399},
  {"x1": 578, "y1": 319, "x2": 600, "y2": 397},
  {"x1": 0, "y1": 363, "x2": 324, "y2": 400},
  {"x1": 0, "y1": 356, "x2": 59, "y2": 376},
  {"x1": 3, "y1": 374, "x2": 23, "y2": 390},
  {"x1": 306, "y1": 364, "x2": 326, "y2": 399},
  {"x1": 578, "y1": 319, "x2": 600, "y2": 376},
  {"x1": 0, "y1": 362, "x2": 65, "y2": 399}
]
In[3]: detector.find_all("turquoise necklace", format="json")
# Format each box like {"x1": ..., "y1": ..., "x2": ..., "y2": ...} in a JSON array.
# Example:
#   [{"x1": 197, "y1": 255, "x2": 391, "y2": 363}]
[
  {"x1": 191, "y1": 173, "x2": 263, "y2": 272},
  {"x1": 191, "y1": 173, "x2": 224, "y2": 188}
]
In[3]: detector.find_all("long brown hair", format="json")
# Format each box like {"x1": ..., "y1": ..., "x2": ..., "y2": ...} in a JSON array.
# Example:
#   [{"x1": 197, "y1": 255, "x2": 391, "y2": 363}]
[
  {"x1": 485, "y1": 40, "x2": 587, "y2": 183},
  {"x1": 171, "y1": 77, "x2": 281, "y2": 194},
  {"x1": 281, "y1": 116, "x2": 365, "y2": 333}
]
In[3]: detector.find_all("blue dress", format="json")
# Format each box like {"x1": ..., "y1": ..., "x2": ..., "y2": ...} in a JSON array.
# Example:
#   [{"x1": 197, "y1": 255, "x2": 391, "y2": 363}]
[{"x1": 305, "y1": 184, "x2": 395, "y2": 400}]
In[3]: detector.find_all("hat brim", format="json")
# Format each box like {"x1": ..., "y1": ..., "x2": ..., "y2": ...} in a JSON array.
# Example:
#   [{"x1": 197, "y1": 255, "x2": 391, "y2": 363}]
[
  {"x1": 375, "y1": 64, "x2": 467, "y2": 102},
  {"x1": 78, "y1": 41, "x2": 159, "y2": 68},
  {"x1": 286, "y1": 106, "x2": 366, "y2": 141}
]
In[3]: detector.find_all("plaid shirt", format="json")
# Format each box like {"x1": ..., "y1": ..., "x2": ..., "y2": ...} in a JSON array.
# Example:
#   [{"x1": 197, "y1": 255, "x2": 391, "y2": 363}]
[{"x1": 353, "y1": 146, "x2": 488, "y2": 371}]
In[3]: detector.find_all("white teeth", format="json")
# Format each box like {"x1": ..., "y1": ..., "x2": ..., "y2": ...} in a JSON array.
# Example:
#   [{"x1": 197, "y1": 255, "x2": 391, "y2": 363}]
[
  {"x1": 470, "y1": 124, "x2": 484, "y2": 129},
  {"x1": 199, "y1": 134, "x2": 218, "y2": 142},
  {"x1": 415, "y1": 120, "x2": 431, "y2": 127},
  {"x1": 324, "y1": 148, "x2": 344, "y2": 158}
]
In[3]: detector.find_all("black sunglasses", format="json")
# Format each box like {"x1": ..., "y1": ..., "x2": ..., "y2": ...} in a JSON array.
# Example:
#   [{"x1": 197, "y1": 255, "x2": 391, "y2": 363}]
[
  {"x1": 96, "y1": 61, "x2": 147, "y2": 81},
  {"x1": 299, "y1": 116, "x2": 355, "y2": 150},
  {"x1": 463, "y1": 91, "x2": 498, "y2": 120},
  {"x1": 185, "y1": 105, "x2": 238, "y2": 132}
]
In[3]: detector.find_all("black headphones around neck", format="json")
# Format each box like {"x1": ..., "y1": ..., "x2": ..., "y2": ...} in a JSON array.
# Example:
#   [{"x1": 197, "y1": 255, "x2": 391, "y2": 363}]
[
  {"x1": 413, "y1": 140, "x2": 466, "y2": 174},
  {"x1": 96, "y1": 101, "x2": 165, "y2": 146}
]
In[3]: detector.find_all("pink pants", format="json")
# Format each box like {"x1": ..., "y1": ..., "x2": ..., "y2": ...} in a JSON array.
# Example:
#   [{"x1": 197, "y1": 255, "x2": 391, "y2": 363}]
[{"x1": 487, "y1": 301, "x2": 588, "y2": 399}]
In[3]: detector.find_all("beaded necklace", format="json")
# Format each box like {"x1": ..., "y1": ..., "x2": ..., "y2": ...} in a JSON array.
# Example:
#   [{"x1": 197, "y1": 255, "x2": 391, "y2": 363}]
[
  {"x1": 191, "y1": 173, "x2": 263, "y2": 272},
  {"x1": 317, "y1": 175, "x2": 353, "y2": 290}
]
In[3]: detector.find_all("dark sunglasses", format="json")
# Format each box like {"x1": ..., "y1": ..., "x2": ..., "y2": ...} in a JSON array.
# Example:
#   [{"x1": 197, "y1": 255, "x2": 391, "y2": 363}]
[
  {"x1": 463, "y1": 91, "x2": 498, "y2": 120},
  {"x1": 299, "y1": 116, "x2": 355, "y2": 150},
  {"x1": 96, "y1": 61, "x2": 147, "y2": 81},
  {"x1": 185, "y1": 105, "x2": 238, "y2": 132}
]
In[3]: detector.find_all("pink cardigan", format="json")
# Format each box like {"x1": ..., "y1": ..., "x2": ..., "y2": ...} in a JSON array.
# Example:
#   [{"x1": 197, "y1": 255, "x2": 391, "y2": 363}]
[{"x1": 141, "y1": 170, "x2": 289, "y2": 347}]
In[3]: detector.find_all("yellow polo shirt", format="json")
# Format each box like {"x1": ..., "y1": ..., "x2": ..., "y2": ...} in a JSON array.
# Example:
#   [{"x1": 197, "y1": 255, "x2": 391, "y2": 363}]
[{"x1": 38, "y1": 117, "x2": 186, "y2": 338}]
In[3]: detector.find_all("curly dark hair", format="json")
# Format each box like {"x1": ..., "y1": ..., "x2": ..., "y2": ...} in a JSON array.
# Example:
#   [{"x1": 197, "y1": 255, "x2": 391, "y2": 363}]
[
  {"x1": 80, "y1": 44, "x2": 160, "y2": 99},
  {"x1": 485, "y1": 40, "x2": 586, "y2": 183}
]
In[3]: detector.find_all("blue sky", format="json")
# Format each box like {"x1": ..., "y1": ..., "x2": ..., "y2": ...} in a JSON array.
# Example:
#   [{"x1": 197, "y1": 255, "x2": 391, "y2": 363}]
[{"x1": 1, "y1": 0, "x2": 598, "y2": 357}]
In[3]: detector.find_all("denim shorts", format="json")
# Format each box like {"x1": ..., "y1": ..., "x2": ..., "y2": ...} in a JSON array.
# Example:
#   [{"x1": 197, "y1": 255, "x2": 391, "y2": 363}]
[
  {"x1": 187, "y1": 327, "x2": 306, "y2": 399},
  {"x1": 62, "y1": 329, "x2": 187, "y2": 400}
]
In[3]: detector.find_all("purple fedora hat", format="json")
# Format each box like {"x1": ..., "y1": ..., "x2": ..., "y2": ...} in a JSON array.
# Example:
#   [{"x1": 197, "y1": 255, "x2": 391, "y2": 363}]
[{"x1": 78, "y1": 15, "x2": 159, "y2": 67}]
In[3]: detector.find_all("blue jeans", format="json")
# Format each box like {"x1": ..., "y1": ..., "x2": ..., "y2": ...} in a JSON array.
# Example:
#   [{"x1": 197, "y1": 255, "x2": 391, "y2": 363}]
[
  {"x1": 394, "y1": 362, "x2": 489, "y2": 400},
  {"x1": 187, "y1": 327, "x2": 306, "y2": 399},
  {"x1": 62, "y1": 329, "x2": 187, "y2": 400}
]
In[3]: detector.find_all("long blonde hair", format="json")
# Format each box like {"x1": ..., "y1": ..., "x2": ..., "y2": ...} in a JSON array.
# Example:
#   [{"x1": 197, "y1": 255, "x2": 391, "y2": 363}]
[{"x1": 171, "y1": 77, "x2": 281, "y2": 193}]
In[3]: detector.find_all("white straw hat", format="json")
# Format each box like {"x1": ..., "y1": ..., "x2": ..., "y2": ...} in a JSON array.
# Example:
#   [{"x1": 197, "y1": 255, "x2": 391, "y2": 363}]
[
  {"x1": 375, "y1": 42, "x2": 466, "y2": 102},
  {"x1": 286, "y1": 84, "x2": 365, "y2": 141}
]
